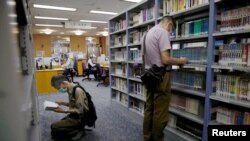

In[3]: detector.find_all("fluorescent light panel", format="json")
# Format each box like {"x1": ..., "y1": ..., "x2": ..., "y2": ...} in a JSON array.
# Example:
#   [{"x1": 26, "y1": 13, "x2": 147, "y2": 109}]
[
  {"x1": 89, "y1": 10, "x2": 117, "y2": 15},
  {"x1": 9, "y1": 14, "x2": 17, "y2": 18},
  {"x1": 88, "y1": 27, "x2": 97, "y2": 29},
  {"x1": 33, "y1": 4, "x2": 76, "y2": 11},
  {"x1": 122, "y1": 0, "x2": 142, "y2": 2},
  {"x1": 43, "y1": 29, "x2": 54, "y2": 35},
  {"x1": 35, "y1": 24, "x2": 63, "y2": 27},
  {"x1": 34, "y1": 16, "x2": 68, "y2": 21},
  {"x1": 73, "y1": 30, "x2": 85, "y2": 35},
  {"x1": 80, "y1": 20, "x2": 107, "y2": 23},
  {"x1": 7, "y1": 1, "x2": 16, "y2": 6},
  {"x1": 10, "y1": 22, "x2": 18, "y2": 25}
]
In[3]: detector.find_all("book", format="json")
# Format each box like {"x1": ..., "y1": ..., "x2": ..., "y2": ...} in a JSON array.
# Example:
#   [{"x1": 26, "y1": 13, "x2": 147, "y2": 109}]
[{"x1": 44, "y1": 100, "x2": 59, "y2": 111}]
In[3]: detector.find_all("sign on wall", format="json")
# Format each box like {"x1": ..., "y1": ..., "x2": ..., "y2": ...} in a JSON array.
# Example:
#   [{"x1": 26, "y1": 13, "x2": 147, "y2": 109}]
[{"x1": 64, "y1": 21, "x2": 92, "y2": 29}]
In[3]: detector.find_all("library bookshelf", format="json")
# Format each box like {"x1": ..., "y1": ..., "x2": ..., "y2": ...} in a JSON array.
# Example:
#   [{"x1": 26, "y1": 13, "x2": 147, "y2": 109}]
[{"x1": 109, "y1": 0, "x2": 250, "y2": 141}]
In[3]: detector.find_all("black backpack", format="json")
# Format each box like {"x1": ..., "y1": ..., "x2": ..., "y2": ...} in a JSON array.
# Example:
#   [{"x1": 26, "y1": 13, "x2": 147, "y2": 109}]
[{"x1": 72, "y1": 85, "x2": 97, "y2": 128}]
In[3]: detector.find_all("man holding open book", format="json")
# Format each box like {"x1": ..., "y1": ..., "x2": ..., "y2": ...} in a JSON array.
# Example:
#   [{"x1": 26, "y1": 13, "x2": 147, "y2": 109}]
[{"x1": 49, "y1": 75, "x2": 89, "y2": 140}]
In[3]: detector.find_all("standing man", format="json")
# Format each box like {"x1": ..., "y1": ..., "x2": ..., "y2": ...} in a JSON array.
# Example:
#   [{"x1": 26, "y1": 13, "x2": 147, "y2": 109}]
[
  {"x1": 87, "y1": 55, "x2": 98, "y2": 80},
  {"x1": 50, "y1": 74, "x2": 89, "y2": 140},
  {"x1": 142, "y1": 16, "x2": 188, "y2": 141}
]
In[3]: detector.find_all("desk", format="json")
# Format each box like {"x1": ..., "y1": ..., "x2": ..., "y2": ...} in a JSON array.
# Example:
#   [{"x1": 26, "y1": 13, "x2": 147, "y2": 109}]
[{"x1": 36, "y1": 68, "x2": 64, "y2": 95}]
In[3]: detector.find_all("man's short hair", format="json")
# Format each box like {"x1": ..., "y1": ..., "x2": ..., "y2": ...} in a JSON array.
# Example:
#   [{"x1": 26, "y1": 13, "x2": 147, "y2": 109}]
[
  {"x1": 161, "y1": 16, "x2": 175, "y2": 29},
  {"x1": 51, "y1": 75, "x2": 69, "y2": 88}
]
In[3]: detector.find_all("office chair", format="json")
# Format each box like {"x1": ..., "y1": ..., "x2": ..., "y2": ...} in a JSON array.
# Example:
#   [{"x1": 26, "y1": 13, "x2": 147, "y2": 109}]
[
  {"x1": 63, "y1": 68, "x2": 79, "y2": 85},
  {"x1": 96, "y1": 65, "x2": 109, "y2": 87},
  {"x1": 82, "y1": 63, "x2": 95, "y2": 81}
]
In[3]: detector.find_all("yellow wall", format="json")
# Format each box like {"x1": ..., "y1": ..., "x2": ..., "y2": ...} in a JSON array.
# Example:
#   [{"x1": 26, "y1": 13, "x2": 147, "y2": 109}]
[
  {"x1": 33, "y1": 34, "x2": 52, "y2": 57},
  {"x1": 33, "y1": 34, "x2": 108, "y2": 57},
  {"x1": 99, "y1": 36, "x2": 107, "y2": 55},
  {"x1": 70, "y1": 36, "x2": 86, "y2": 52}
]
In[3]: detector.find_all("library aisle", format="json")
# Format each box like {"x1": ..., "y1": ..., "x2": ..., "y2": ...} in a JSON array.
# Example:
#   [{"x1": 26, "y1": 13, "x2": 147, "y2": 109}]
[
  {"x1": 39, "y1": 77, "x2": 186, "y2": 141},
  {"x1": 38, "y1": 77, "x2": 184, "y2": 141}
]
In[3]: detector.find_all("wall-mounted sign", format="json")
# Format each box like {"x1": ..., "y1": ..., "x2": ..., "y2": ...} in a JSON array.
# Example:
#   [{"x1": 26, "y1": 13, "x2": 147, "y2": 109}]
[{"x1": 64, "y1": 21, "x2": 92, "y2": 29}]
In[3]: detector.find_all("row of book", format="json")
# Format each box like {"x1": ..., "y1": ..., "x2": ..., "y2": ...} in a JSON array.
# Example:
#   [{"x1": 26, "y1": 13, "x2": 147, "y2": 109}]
[
  {"x1": 129, "y1": 48, "x2": 142, "y2": 61},
  {"x1": 172, "y1": 48, "x2": 207, "y2": 64},
  {"x1": 184, "y1": 42, "x2": 207, "y2": 48},
  {"x1": 174, "y1": 18, "x2": 209, "y2": 38},
  {"x1": 129, "y1": 81, "x2": 146, "y2": 99},
  {"x1": 129, "y1": 30, "x2": 148, "y2": 44},
  {"x1": 111, "y1": 34, "x2": 126, "y2": 47},
  {"x1": 168, "y1": 115, "x2": 203, "y2": 139},
  {"x1": 110, "y1": 19, "x2": 126, "y2": 33},
  {"x1": 112, "y1": 48, "x2": 127, "y2": 61},
  {"x1": 170, "y1": 94, "x2": 204, "y2": 116},
  {"x1": 113, "y1": 64, "x2": 127, "y2": 76},
  {"x1": 172, "y1": 71, "x2": 206, "y2": 90},
  {"x1": 216, "y1": 106, "x2": 250, "y2": 125},
  {"x1": 112, "y1": 77, "x2": 127, "y2": 92},
  {"x1": 129, "y1": 64, "x2": 143, "y2": 78},
  {"x1": 219, "y1": 5, "x2": 250, "y2": 32},
  {"x1": 130, "y1": 6, "x2": 155, "y2": 27},
  {"x1": 218, "y1": 38, "x2": 250, "y2": 66},
  {"x1": 180, "y1": 18, "x2": 208, "y2": 37},
  {"x1": 163, "y1": 0, "x2": 209, "y2": 15},
  {"x1": 129, "y1": 98, "x2": 145, "y2": 114},
  {"x1": 112, "y1": 90, "x2": 128, "y2": 105},
  {"x1": 215, "y1": 74, "x2": 250, "y2": 102}
]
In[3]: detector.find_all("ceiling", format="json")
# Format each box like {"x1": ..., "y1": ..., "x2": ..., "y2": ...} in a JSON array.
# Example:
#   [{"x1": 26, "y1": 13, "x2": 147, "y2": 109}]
[{"x1": 29, "y1": 0, "x2": 138, "y2": 36}]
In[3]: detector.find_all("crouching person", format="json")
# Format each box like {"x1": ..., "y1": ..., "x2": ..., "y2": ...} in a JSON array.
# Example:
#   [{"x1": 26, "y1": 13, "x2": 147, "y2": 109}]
[{"x1": 50, "y1": 75, "x2": 89, "y2": 140}]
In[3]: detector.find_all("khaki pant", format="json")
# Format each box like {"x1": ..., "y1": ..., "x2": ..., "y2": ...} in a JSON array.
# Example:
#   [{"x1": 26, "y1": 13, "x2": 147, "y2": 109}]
[
  {"x1": 143, "y1": 72, "x2": 171, "y2": 141},
  {"x1": 51, "y1": 114, "x2": 81, "y2": 139}
]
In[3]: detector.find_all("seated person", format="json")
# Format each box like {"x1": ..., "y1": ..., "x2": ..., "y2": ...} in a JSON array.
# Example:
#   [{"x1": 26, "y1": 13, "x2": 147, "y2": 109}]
[
  {"x1": 50, "y1": 75, "x2": 89, "y2": 140},
  {"x1": 87, "y1": 55, "x2": 98, "y2": 80}
]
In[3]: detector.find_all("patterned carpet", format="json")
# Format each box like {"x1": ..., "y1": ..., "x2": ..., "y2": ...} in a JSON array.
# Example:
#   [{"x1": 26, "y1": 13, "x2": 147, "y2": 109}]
[{"x1": 38, "y1": 77, "x2": 183, "y2": 141}]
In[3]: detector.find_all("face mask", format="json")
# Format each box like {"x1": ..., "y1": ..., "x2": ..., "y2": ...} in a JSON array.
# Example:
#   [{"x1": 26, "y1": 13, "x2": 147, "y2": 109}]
[{"x1": 58, "y1": 87, "x2": 67, "y2": 93}]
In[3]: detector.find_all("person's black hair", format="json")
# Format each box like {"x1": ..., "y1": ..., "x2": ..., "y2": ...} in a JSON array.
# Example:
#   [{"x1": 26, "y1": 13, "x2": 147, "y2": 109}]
[
  {"x1": 161, "y1": 16, "x2": 176, "y2": 29},
  {"x1": 51, "y1": 74, "x2": 69, "y2": 88}
]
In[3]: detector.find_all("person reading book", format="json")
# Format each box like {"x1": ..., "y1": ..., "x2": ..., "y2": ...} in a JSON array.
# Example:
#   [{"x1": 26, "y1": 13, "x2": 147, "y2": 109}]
[{"x1": 50, "y1": 75, "x2": 89, "y2": 140}]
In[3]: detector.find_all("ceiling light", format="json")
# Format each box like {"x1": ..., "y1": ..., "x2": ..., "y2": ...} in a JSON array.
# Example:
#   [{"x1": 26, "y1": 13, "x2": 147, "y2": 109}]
[
  {"x1": 98, "y1": 31, "x2": 108, "y2": 36},
  {"x1": 80, "y1": 20, "x2": 107, "y2": 23},
  {"x1": 43, "y1": 29, "x2": 54, "y2": 35},
  {"x1": 9, "y1": 14, "x2": 17, "y2": 18},
  {"x1": 7, "y1": 1, "x2": 16, "y2": 6},
  {"x1": 34, "y1": 16, "x2": 68, "y2": 21},
  {"x1": 44, "y1": 31, "x2": 52, "y2": 34},
  {"x1": 122, "y1": 0, "x2": 142, "y2": 3},
  {"x1": 35, "y1": 24, "x2": 63, "y2": 27},
  {"x1": 73, "y1": 30, "x2": 85, "y2": 36},
  {"x1": 89, "y1": 27, "x2": 97, "y2": 29},
  {"x1": 10, "y1": 22, "x2": 18, "y2": 25},
  {"x1": 33, "y1": 4, "x2": 77, "y2": 11},
  {"x1": 89, "y1": 10, "x2": 117, "y2": 15}
]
